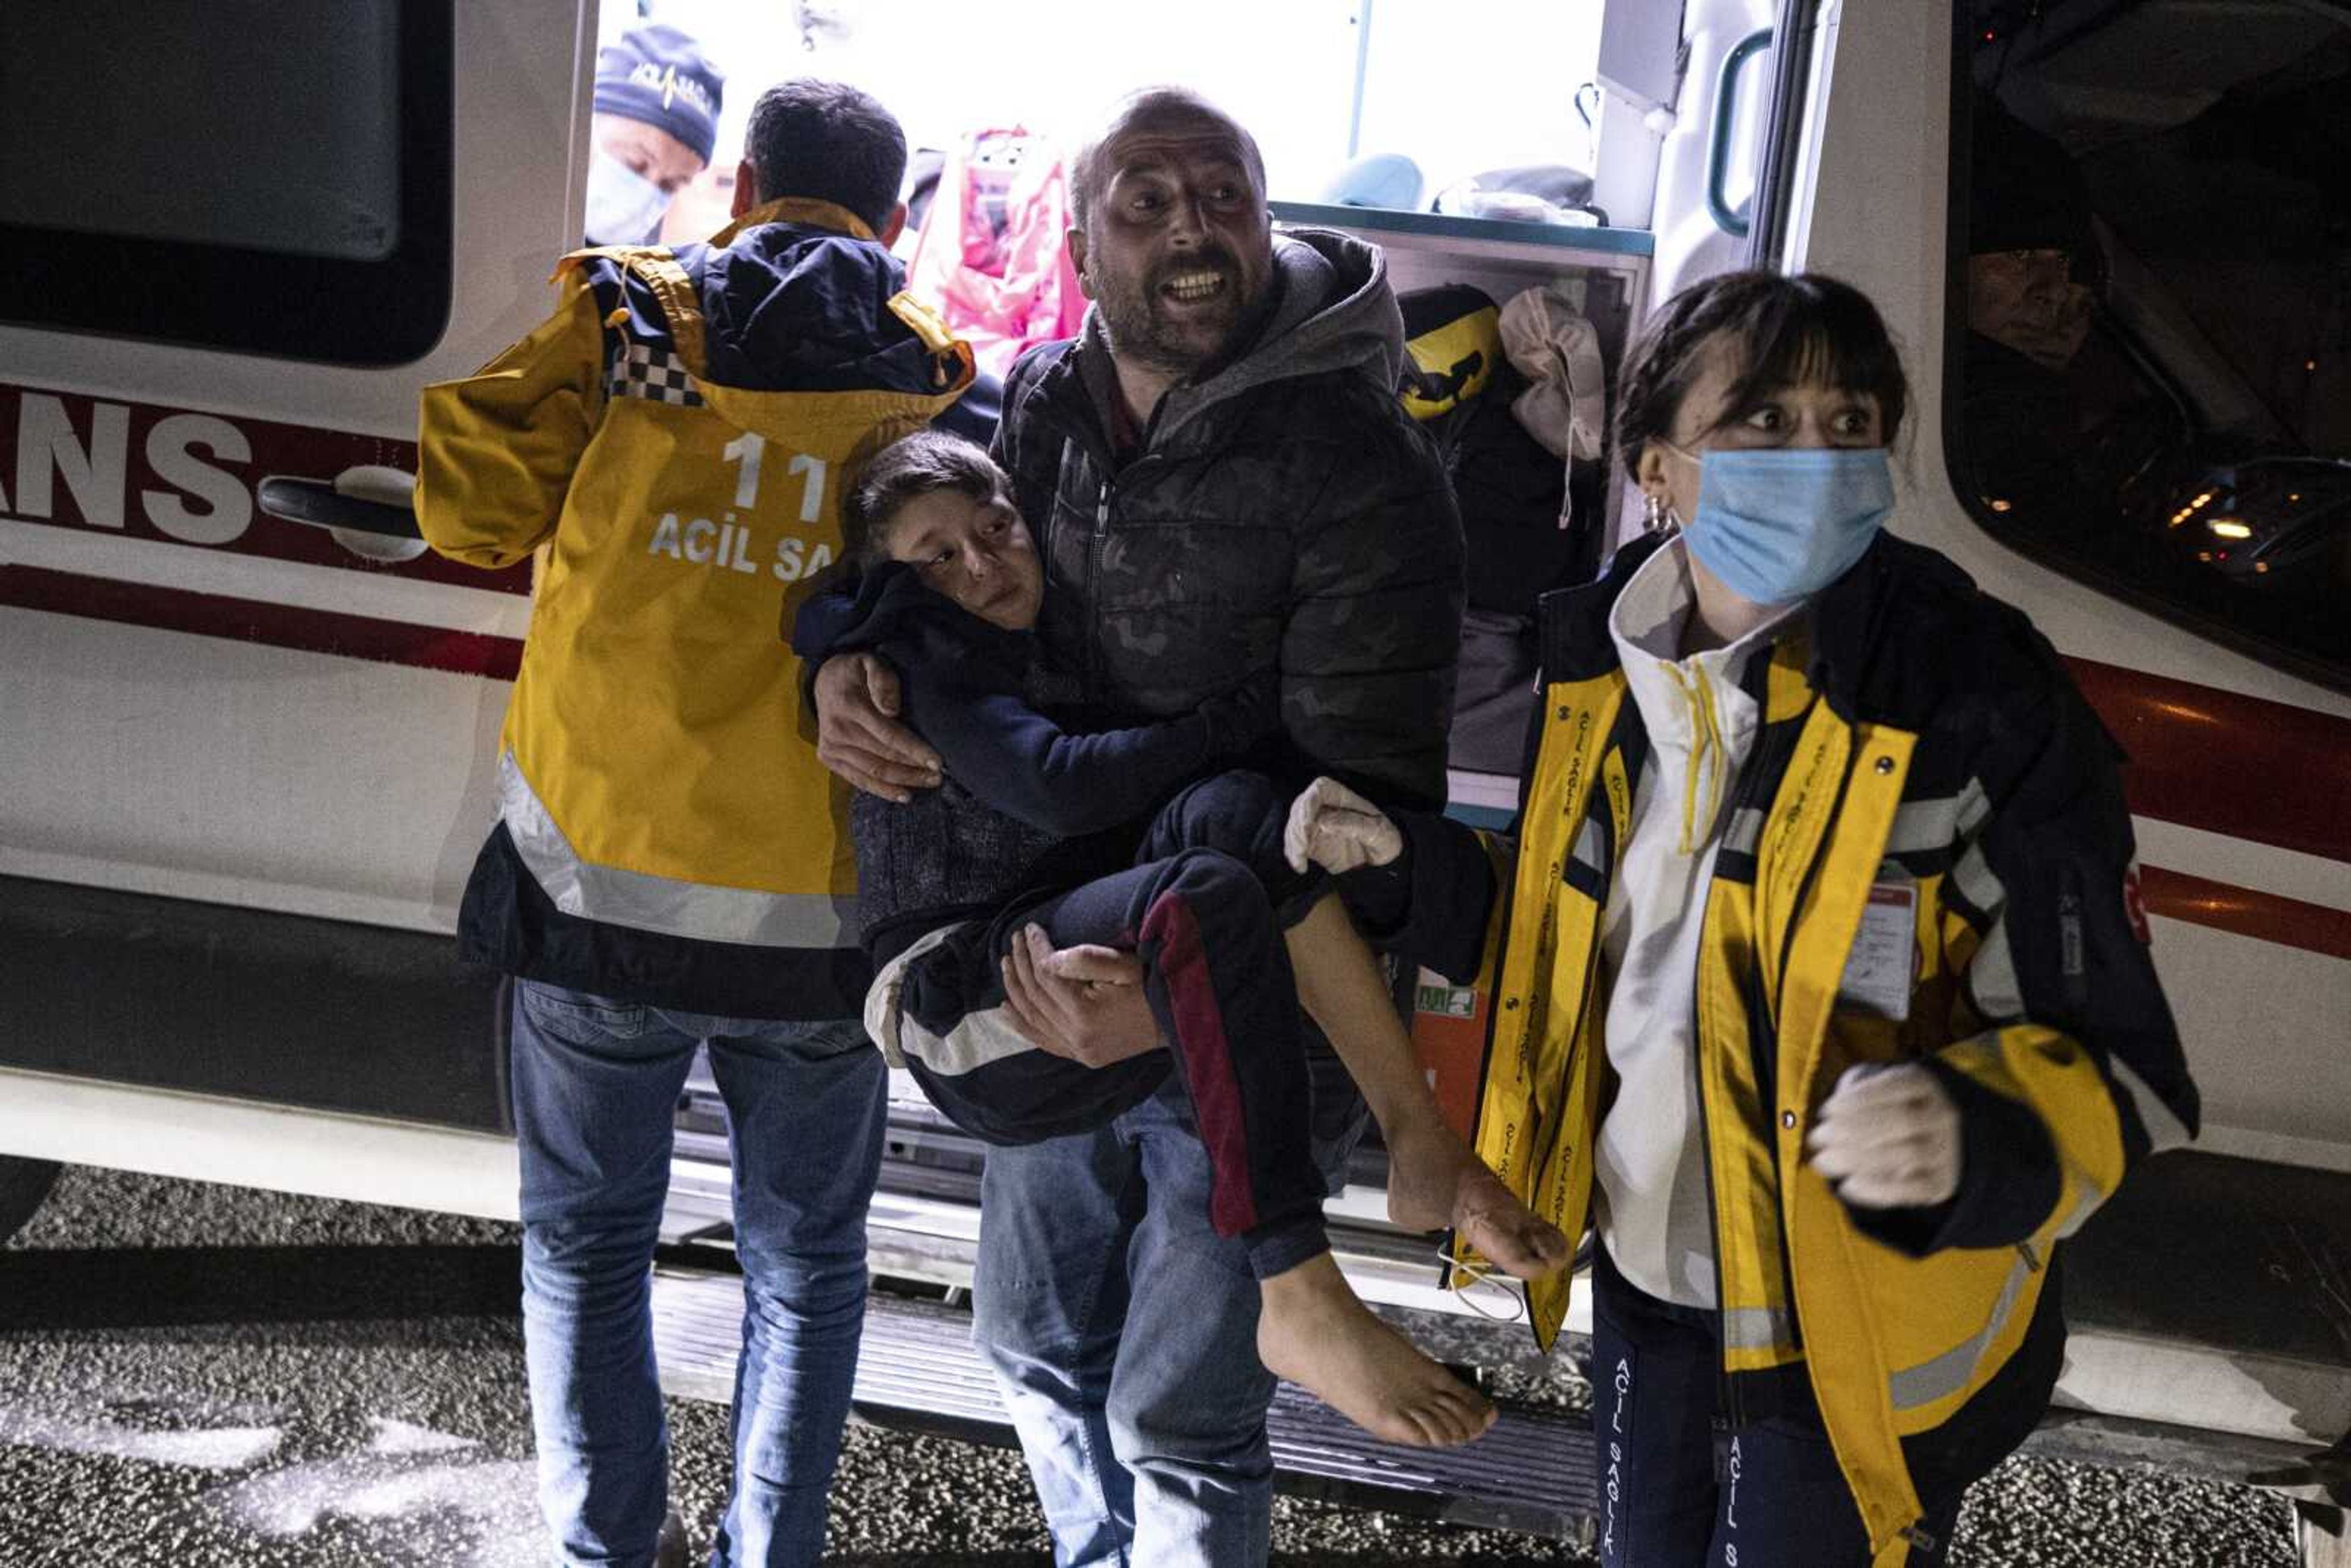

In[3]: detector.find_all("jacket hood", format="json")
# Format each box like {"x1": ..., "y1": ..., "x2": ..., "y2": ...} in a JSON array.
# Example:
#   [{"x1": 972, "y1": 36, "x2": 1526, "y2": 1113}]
[
  {"x1": 683, "y1": 223, "x2": 950, "y2": 398},
  {"x1": 791, "y1": 560, "x2": 1031, "y2": 678},
  {"x1": 582, "y1": 198, "x2": 966, "y2": 419},
  {"x1": 1075, "y1": 226, "x2": 1405, "y2": 443}
]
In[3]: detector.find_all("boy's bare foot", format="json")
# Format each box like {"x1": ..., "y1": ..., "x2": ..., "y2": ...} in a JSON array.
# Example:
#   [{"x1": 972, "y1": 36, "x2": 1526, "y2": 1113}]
[
  {"x1": 1257, "y1": 1253, "x2": 1495, "y2": 1448},
  {"x1": 1385, "y1": 1117, "x2": 1570, "y2": 1280}
]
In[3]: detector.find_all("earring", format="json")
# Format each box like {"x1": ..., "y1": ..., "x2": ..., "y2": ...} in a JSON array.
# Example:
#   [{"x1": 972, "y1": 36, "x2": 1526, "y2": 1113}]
[{"x1": 1643, "y1": 491, "x2": 1667, "y2": 533}]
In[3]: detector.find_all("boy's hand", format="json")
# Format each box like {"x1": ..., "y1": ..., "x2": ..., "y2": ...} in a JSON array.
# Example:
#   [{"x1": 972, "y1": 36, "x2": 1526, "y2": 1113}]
[
  {"x1": 1001, "y1": 925, "x2": 1160, "y2": 1068},
  {"x1": 814, "y1": 653, "x2": 941, "y2": 803},
  {"x1": 1283, "y1": 776, "x2": 1402, "y2": 874}
]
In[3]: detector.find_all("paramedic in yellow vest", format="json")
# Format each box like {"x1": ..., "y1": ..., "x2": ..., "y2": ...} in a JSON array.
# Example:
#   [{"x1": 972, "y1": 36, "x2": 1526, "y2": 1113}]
[
  {"x1": 1284, "y1": 272, "x2": 2199, "y2": 1568},
  {"x1": 413, "y1": 80, "x2": 973, "y2": 1568}
]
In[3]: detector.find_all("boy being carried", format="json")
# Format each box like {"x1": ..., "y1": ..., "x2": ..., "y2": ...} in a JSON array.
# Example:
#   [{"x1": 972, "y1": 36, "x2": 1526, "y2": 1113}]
[{"x1": 795, "y1": 432, "x2": 1569, "y2": 1448}]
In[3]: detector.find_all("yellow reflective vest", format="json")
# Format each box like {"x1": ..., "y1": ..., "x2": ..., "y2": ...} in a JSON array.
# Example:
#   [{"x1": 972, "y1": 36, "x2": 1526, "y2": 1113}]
[
  {"x1": 1423, "y1": 533, "x2": 2197, "y2": 1563},
  {"x1": 415, "y1": 199, "x2": 973, "y2": 1016}
]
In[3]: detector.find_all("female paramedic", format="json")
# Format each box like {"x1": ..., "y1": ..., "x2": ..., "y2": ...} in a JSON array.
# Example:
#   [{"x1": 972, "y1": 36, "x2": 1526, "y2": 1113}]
[{"x1": 1283, "y1": 271, "x2": 2200, "y2": 1567}]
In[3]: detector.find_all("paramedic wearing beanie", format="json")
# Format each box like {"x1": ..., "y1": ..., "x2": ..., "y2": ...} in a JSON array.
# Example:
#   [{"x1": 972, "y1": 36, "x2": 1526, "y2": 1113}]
[
  {"x1": 810, "y1": 87, "x2": 1463, "y2": 1568},
  {"x1": 585, "y1": 24, "x2": 723, "y2": 246},
  {"x1": 416, "y1": 80, "x2": 975, "y2": 1568},
  {"x1": 1285, "y1": 273, "x2": 2199, "y2": 1567}
]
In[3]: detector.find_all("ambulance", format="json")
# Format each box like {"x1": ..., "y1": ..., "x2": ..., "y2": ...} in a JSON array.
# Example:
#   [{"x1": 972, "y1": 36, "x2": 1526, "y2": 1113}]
[{"x1": 1, "y1": 1, "x2": 2344, "y2": 1558}]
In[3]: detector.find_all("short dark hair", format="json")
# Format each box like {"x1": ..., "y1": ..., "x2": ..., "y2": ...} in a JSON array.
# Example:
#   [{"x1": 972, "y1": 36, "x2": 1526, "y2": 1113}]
[
  {"x1": 743, "y1": 79, "x2": 906, "y2": 233},
  {"x1": 1613, "y1": 271, "x2": 1910, "y2": 479},
  {"x1": 842, "y1": 431, "x2": 1012, "y2": 566},
  {"x1": 1070, "y1": 86, "x2": 1268, "y2": 233}
]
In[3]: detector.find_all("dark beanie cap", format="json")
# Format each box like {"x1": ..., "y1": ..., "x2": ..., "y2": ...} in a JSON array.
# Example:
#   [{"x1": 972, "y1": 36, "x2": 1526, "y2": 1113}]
[
  {"x1": 594, "y1": 24, "x2": 724, "y2": 167},
  {"x1": 1968, "y1": 94, "x2": 2095, "y2": 260}
]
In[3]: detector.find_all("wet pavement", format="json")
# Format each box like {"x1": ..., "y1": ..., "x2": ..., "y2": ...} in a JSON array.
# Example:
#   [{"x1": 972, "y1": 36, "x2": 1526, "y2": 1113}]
[{"x1": 0, "y1": 1166, "x2": 2301, "y2": 1566}]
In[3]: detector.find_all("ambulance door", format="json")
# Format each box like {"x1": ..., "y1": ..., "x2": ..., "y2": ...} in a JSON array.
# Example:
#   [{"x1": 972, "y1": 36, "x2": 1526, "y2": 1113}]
[
  {"x1": 1780, "y1": 0, "x2": 2351, "y2": 1169},
  {"x1": 0, "y1": 1, "x2": 597, "y2": 1211}
]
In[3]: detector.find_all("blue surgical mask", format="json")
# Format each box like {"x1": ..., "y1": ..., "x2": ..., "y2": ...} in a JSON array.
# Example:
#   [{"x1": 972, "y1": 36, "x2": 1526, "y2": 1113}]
[
  {"x1": 1672, "y1": 446, "x2": 1895, "y2": 605},
  {"x1": 584, "y1": 149, "x2": 672, "y2": 246}
]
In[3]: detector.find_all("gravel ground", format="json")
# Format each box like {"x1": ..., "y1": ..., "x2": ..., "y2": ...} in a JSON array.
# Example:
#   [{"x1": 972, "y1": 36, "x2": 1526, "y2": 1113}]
[{"x1": 0, "y1": 1166, "x2": 2303, "y2": 1566}]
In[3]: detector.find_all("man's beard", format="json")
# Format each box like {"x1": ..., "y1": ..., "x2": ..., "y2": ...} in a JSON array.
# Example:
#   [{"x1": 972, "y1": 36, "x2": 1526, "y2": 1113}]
[{"x1": 1093, "y1": 246, "x2": 1258, "y2": 378}]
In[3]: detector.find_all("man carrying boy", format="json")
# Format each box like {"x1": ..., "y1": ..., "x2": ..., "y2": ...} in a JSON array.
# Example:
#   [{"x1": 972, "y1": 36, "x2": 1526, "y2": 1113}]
[
  {"x1": 813, "y1": 87, "x2": 1463, "y2": 1567},
  {"x1": 414, "y1": 81, "x2": 972, "y2": 1567}
]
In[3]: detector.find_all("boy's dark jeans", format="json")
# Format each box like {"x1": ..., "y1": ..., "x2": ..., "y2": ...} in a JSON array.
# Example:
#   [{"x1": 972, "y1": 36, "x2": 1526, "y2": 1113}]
[{"x1": 902, "y1": 770, "x2": 1332, "y2": 1280}]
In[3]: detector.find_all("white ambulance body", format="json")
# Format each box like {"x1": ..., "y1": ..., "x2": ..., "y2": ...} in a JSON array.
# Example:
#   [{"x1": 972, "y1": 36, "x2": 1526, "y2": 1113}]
[{"x1": 2, "y1": 0, "x2": 2344, "y2": 1552}]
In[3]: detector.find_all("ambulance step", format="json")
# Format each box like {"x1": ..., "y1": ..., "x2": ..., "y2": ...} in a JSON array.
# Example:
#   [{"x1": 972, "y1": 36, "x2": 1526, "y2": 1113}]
[{"x1": 650, "y1": 1265, "x2": 1599, "y2": 1543}]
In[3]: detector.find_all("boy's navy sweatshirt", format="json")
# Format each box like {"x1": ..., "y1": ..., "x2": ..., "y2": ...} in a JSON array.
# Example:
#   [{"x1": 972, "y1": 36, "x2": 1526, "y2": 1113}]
[{"x1": 792, "y1": 563, "x2": 1277, "y2": 962}]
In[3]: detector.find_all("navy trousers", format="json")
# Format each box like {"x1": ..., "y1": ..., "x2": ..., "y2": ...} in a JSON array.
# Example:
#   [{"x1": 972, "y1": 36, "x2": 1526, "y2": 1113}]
[{"x1": 1589, "y1": 1244, "x2": 1961, "y2": 1568}]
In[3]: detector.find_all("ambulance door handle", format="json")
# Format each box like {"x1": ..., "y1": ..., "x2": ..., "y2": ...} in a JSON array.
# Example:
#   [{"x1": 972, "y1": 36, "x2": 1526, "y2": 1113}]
[
  {"x1": 257, "y1": 472, "x2": 419, "y2": 539},
  {"x1": 257, "y1": 468, "x2": 429, "y2": 563},
  {"x1": 1705, "y1": 27, "x2": 1775, "y2": 238}
]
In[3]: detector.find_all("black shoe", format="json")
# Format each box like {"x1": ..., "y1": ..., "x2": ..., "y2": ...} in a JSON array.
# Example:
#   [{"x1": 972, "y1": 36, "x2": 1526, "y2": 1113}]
[{"x1": 653, "y1": 1509, "x2": 690, "y2": 1568}]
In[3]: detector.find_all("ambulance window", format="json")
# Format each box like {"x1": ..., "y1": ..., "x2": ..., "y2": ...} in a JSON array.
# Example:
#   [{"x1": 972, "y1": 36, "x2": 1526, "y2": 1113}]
[
  {"x1": 1949, "y1": 7, "x2": 2351, "y2": 688},
  {"x1": 0, "y1": 1, "x2": 452, "y2": 366}
]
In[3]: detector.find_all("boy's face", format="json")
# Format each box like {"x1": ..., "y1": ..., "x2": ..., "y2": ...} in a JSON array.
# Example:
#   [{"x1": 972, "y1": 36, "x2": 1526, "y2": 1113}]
[{"x1": 883, "y1": 488, "x2": 1044, "y2": 632}]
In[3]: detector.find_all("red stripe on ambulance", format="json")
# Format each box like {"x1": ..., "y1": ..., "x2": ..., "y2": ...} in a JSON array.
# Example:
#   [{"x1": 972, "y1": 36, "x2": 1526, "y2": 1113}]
[
  {"x1": 2070, "y1": 656, "x2": 2351, "y2": 867},
  {"x1": 0, "y1": 565, "x2": 522, "y2": 680},
  {"x1": 1, "y1": 380, "x2": 531, "y2": 673}
]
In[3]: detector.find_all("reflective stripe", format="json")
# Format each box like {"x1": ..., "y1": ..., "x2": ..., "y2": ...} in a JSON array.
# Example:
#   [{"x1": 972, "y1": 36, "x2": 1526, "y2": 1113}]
[
  {"x1": 870, "y1": 925, "x2": 1037, "y2": 1076},
  {"x1": 2053, "y1": 1171, "x2": 2105, "y2": 1240},
  {"x1": 1725, "y1": 805, "x2": 1766, "y2": 856},
  {"x1": 2110, "y1": 1054, "x2": 2194, "y2": 1157},
  {"x1": 1884, "y1": 779, "x2": 1990, "y2": 857},
  {"x1": 499, "y1": 753, "x2": 855, "y2": 948},
  {"x1": 1722, "y1": 1304, "x2": 1796, "y2": 1352},
  {"x1": 1949, "y1": 836, "x2": 2006, "y2": 923},
  {"x1": 1889, "y1": 1248, "x2": 2033, "y2": 1411},
  {"x1": 1963, "y1": 918, "x2": 2027, "y2": 1024},
  {"x1": 1572, "y1": 815, "x2": 1608, "y2": 881}
]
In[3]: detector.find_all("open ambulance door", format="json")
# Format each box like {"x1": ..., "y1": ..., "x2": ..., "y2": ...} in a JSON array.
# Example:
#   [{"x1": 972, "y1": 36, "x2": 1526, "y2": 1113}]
[
  {"x1": 0, "y1": 1, "x2": 606, "y2": 1219},
  {"x1": 1773, "y1": 0, "x2": 2351, "y2": 1534}
]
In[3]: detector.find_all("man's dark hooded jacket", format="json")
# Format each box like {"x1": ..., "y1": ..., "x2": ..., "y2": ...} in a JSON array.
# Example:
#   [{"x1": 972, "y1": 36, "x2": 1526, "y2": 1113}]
[{"x1": 992, "y1": 227, "x2": 1464, "y2": 814}]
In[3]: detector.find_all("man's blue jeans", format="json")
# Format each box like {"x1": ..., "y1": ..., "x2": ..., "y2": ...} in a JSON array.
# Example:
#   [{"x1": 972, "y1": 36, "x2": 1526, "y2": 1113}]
[
  {"x1": 509, "y1": 979, "x2": 885, "y2": 1568},
  {"x1": 972, "y1": 1074, "x2": 1363, "y2": 1567}
]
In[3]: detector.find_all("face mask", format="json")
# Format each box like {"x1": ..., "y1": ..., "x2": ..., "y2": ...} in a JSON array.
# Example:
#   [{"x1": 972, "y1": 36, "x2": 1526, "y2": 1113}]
[
  {"x1": 584, "y1": 149, "x2": 671, "y2": 246},
  {"x1": 1672, "y1": 446, "x2": 1895, "y2": 606}
]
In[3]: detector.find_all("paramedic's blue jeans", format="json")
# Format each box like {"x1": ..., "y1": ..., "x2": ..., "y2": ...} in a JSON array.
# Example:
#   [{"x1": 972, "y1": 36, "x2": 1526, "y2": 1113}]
[
  {"x1": 973, "y1": 1077, "x2": 1365, "y2": 1568},
  {"x1": 509, "y1": 980, "x2": 884, "y2": 1568},
  {"x1": 1589, "y1": 1244, "x2": 1959, "y2": 1568}
]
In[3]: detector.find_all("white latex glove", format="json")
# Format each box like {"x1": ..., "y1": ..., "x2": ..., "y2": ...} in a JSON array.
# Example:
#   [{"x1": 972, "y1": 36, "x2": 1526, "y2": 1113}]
[
  {"x1": 1283, "y1": 776, "x2": 1403, "y2": 876},
  {"x1": 1805, "y1": 1063, "x2": 1962, "y2": 1209}
]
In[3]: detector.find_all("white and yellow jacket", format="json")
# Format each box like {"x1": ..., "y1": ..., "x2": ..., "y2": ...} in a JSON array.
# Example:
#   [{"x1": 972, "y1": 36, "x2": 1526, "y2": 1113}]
[
  {"x1": 414, "y1": 198, "x2": 972, "y2": 1017},
  {"x1": 1399, "y1": 531, "x2": 2200, "y2": 1564}
]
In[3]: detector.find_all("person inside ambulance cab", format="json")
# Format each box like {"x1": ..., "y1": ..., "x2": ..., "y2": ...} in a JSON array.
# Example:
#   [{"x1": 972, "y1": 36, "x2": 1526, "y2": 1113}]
[
  {"x1": 583, "y1": 24, "x2": 723, "y2": 247},
  {"x1": 1287, "y1": 272, "x2": 2201, "y2": 1568}
]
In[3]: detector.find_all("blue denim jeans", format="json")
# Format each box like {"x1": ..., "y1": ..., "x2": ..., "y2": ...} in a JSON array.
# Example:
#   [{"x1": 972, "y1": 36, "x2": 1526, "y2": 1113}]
[
  {"x1": 509, "y1": 979, "x2": 885, "y2": 1568},
  {"x1": 972, "y1": 1073, "x2": 1365, "y2": 1567}
]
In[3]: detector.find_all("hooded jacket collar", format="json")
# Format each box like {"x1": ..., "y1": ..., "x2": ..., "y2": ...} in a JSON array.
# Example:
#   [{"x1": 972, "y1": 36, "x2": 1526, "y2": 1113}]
[
  {"x1": 1045, "y1": 226, "x2": 1406, "y2": 452},
  {"x1": 1543, "y1": 530, "x2": 1985, "y2": 733},
  {"x1": 658, "y1": 198, "x2": 948, "y2": 400},
  {"x1": 811, "y1": 561, "x2": 1034, "y2": 686}
]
